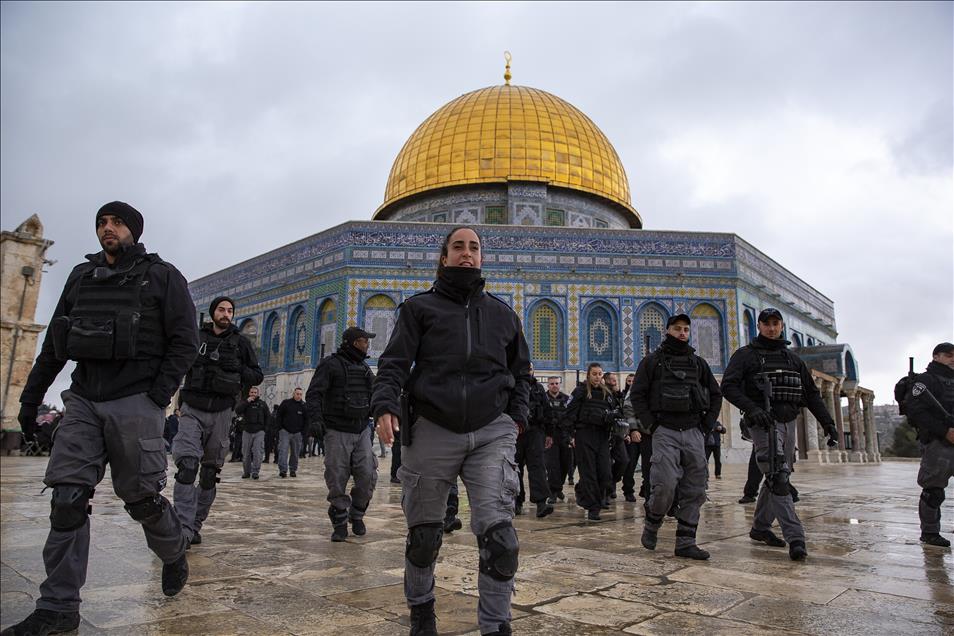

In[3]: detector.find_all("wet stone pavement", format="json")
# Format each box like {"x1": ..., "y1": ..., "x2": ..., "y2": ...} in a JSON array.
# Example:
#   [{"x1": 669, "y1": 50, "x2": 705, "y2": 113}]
[{"x1": 2, "y1": 455, "x2": 952, "y2": 635}]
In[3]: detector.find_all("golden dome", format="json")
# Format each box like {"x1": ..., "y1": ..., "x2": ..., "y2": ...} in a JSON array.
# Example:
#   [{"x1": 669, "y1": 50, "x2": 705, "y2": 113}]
[{"x1": 376, "y1": 84, "x2": 639, "y2": 226}]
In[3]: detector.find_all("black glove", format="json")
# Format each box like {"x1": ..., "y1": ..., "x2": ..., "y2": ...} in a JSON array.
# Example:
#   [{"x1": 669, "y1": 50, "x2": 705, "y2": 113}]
[
  {"x1": 219, "y1": 356, "x2": 240, "y2": 372},
  {"x1": 745, "y1": 408, "x2": 774, "y2": 428},
  {"x1": 18, "y1": 404, "x2": 39, "y2": 442},
  {"x1": 312, "y1": 420, "x2": 326, "y2": 439}
]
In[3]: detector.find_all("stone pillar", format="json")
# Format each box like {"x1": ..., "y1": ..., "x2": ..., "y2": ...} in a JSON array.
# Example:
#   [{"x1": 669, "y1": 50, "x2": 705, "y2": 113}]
[
  {"x1": 862, "y1": 393, "x2": 879, "y2": 462},
  {"x1": 803, "y1": 404, "x2": 825, "y2": 464},
  {"x1": 825, "y1": 381, "x2": 844, "y2": 463},
  {"x1": 846, "y1": 389, "x2": 866, "y2": 462},
  {"x1": 0, "y1": 215, "x2": 54, "y2": 453}
]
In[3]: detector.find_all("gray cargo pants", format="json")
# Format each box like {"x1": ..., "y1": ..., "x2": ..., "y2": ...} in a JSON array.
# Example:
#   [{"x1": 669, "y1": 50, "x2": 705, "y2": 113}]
[
  {"x1": 917, "y1": 439, "x2": 954, "y2": 535},
  {"x1": 38, "y1": 391, "x2": 185, "y2": 613},
  {"x1": 277, "y1": 430, "x2": 302, "y2": 474},
  {"x1": 644, "y1": 425, "x2": 708, "y2": 550},
  {"x1": 399, "y1": 414, "x2": 518, "y2": 635},
  {"x1": 171, "y1": 404, "x2": 231, "y2": 542},
  {"x1": 242, "y1": 430, "x2": 265, "y2": 477},
  {"x1": 324, "y1": 429, "x2": 378, "y2": 519},
  {"x1": 751, "y1": 419, "x2": 804, "y2": 543}
]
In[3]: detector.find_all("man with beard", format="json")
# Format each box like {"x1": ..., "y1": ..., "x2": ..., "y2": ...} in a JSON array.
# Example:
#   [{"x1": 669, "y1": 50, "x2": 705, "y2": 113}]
[
  {"x1": 721, "y1": 308, "x2": 837, "y2": 561},
  {"x1": 172, "y1": 296, "x2": 262, "y2": 547},
  {"x1": 543, "y1": 376, "x2": 572, "y2": 505},
  {"x1": 236, "y1": 386, "x2": 270, "y2": 480},
  {"x1": 276, "y1": 388, "x2": 308, "y2": 477},
  {"x1": 514, "y1": 363, "x2": 554, "y2": 518},
  {"x1": 8, "y1": 202, "x2": 198, "y2": 635},
  {"x1": 631, "y1": 314, "x2": 722, "y2": 560},
  {"x1": 306, "y1": 327, "x2": 378, "y2": 542}
]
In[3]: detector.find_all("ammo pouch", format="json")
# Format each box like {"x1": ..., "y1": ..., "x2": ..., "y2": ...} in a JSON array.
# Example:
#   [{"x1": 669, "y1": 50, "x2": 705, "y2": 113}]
[
  {"x1": 53, "y1": 312, "x2": 142, "y2": 362},
  {"x1": 343, "y1": 393, "x2": 371, "y2": 419},
  {"x1": 660, "y1": 384, "x2": 692, "y2": 412},
  {"x1": 210, "y1": 370, "x2": 242, "y2": 396}
]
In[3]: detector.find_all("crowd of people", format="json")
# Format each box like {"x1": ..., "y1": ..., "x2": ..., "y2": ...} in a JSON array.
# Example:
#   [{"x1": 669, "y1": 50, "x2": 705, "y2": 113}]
[{"x1": 6, "y1": 209, "x2": 953, "y2": 636}]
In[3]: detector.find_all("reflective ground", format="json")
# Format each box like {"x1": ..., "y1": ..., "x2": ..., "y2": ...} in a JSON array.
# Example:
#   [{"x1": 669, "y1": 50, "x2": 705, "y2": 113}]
[{"x1": 2, "y1": 454, "x2": 952, "y2": 635}]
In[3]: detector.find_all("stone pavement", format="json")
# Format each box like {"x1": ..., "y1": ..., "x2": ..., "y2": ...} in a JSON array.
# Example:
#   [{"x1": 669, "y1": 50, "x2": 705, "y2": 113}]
[{"x1": 2, "y1": 454, "x2": 952, "y2": 635}]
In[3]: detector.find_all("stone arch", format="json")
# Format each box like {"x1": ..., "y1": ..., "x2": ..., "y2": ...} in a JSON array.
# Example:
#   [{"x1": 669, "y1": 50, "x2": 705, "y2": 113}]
[
  {"x1": 363, "y1": 294, "x2": 397, "y2": 359},
  {"x1": 791, "y1": 332, "x2": 804, "y2": 348},
  {"x1": 743, "y1": 308, "x2": 757, "y2": 343},
  {"x1": 582, "y1": 300, "x2": 619, "y2": 368},
  {"x1": 690, "y1": 302, "x2": 724, "y2": 369},
  {"x1": 315, "y1": 298, "x2": 337, "y2": 361},
  {"x1": 285, "y1": 305, "x2": 309, "y2": 368},
  {"x1": 238, "y1": 318, "x2": 258, "y2": 350},
  {"x1": 638, "y1": 302, "x2": 669, "y2": 359},
  {"x1": 262, "y1": 312, "x2": 280, "y2": 370},
  {"x1": 845, "y1": 350, "x2": 858, "y2": 382},
  {"x1": 527, "y1": 299, "x2": 565, "y2": 369}
]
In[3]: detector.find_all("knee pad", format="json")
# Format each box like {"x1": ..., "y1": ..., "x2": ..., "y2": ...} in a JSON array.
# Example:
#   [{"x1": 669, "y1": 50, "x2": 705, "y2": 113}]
[
  {"x1": 49, "y1": 485, "x2": 93, "y2": 532},
  {"x1": 174, "y1": 457, "x2": 199, "y2": 485},
  {"x1": 769, "y1": 470, "x2": 791, "y2": 496},
  {"x1": 406, "y1": 523, "x2": 443, "y2": 568},
  {"x1": 477, "y1": 520, "x2": 519, "y2": 582},
  {"x1": 921, "y1": 487, "x2": 946, "y2": 509},
  {"x1": 199, "y1": 464, "x2": 221, "y2": 490},
  {"x1": 125, "y1": 495, "x2": 165, "y2": 523}
]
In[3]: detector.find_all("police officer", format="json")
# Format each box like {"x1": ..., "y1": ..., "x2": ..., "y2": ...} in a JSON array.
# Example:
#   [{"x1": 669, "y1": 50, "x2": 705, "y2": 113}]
[
  {"x1": 514, "y1": 364, "x2": 554, "y2": 518},
  {"x1": 631, "y1": 314, "x2": 722, "y2": 560},
  {"x1": 905, "y1": 342, "x2": 954, "y2": 547},
  {"x1": 566, "y1": 363, "x2": 618, "y2": 521},
  {"x1": 237, "y1": 386, "x2": 270, "y2": 479},
  {"x1": 306, "y1": 326, "x2": 378, "y2": 542},
  {"x1": 8, "y1": 202, "x2": 198, "y2": 635},
  {"x1": 721, "y1": 308, "x2": 837, "y2": 561},
  {"x1": 543, "y1": 376, "x2": 572, "y2": 504},
  {"x1": 275, "y1": 387, "x2": 307, "y2": 477},
  {"x1": 604, "y1": 372, "x2": 630, "y2": 500},
  {"x1": 372, "y1": 226, "x2": 530, "y2": 636},
  {"x1": 172, "y1": 296, "x2": 262, "y2": 546}
]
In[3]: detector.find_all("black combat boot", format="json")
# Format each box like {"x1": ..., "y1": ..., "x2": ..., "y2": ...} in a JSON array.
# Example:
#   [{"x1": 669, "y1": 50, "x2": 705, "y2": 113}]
[
  {"x1": 587, "y1": 508, "x2": 601, "y2": 521},
  {"x1": 624, "y1": 493, "x2": 638, "y2": 502},
  {"x1": 409, "y1": 599, "x2": 437, "y2": 636},
  {"x1": 351, "y1": 504, "x2": 369, "y2": 536},
  {"x1": 789, "y1": 540, "x2": 808, "y2": 561},
  {"x1": 190, "y1": 532, "x2": 202, "y2": 546},
  {"x1": 329, "y1": 505, "x2": 349, "y2": 542},
  {"x1": 738, "y1": 495, "x2": 756, "y2": 504},
  {"x1": 483, "y1": 622, "x2": 512, "y2": 635},
  {"x1": 443, "y1": 515, "x2": 463, "y2": 533},
  {"x1": 535, "y1": 500, "x2": 554, "y2": 518},
  {"x1": 674, "y1": 544, "x2": 710, "y2": 560},
  {"x1": 161, "y1": 553, "x2": 189, "y2": 597},
  {"x1": 641, "y1": 526, "x2": 657, "y2": 550},
  {"x1": 920, "y1": 533, "x2": 951, "y2": 547},
  {"x1": 749, "y1": 528, "x2": 786, "y2": 547},
  {"x1": 1, "y1": 609, "x2": 81, "y2": 636}
]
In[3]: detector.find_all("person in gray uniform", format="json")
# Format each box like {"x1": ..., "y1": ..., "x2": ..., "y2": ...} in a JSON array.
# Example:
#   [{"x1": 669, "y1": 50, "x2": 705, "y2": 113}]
[
  {"x1": 721, "y1": 308, "x2": 838, "y2": 561},
  {"x1": 631, "y1": 313, "x2": 722, "y2": 560},
  {"x1": 373, "y1": 226, "x2": 531, "y2": 636},
  {"x1": 904, "y1": 342, "x2": 954, "y2": 547},
  {"x1": 306, "y1": 326, "x2": 378, "y2": 542},
  {"x1": 237, "y1": 386, "x2": 269, "y2": 479},
  {"x1": 7, "y1": 202, "x2": 198, "y2": 636},
  {"x1": 172, "y1": 296, "x2": 262, "y2": 547},
  {"x1": 276, "y1": 388, "x2": 307, "y2": 477}
]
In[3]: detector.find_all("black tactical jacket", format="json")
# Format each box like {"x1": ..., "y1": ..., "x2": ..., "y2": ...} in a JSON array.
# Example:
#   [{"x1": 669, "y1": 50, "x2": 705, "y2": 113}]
[
  {"x1": 235, "y1": 397, "x2": 270, "y2": 434},
  {"x1": 906, "y1": 361, "x2": 954, "y2": 443},
  {"x1": 276, "y1": 398, "x2": 308, "y2": 434},
  {"x1": 306, "y1": 345, "x2": 375, "y2": 434},
  {"x1": 371, "y1": 271, "x2": 531, "y2": 434},
  {"x1": 20, "y1": 244, "x2": 198, "y2": 408},
  {"x1": 180, "y1": 323, "x2": 263, "y2": 413}
]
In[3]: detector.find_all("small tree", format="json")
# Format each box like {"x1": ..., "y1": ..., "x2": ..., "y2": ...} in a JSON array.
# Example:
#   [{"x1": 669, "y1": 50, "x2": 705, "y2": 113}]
[{"x1": 884, "y1": 418, "x2": 920, "y2": 458}]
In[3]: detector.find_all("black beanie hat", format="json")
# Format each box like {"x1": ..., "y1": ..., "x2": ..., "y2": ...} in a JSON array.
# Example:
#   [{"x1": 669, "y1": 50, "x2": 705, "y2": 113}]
[
  {"x1": 209, "y1": 296, "x2": 235, "y2": 317},
  {"x1": 96, "y1": 201, "x2": 144, "y2": 243}
]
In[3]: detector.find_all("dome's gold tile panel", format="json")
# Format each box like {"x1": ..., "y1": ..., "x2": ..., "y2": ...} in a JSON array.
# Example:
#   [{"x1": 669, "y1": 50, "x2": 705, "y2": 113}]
[{"x1": 377, "y1": 85, "x2": 636, "y2": 223}]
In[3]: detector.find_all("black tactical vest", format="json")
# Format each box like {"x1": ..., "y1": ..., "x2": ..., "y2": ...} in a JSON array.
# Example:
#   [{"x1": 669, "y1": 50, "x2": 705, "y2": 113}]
[
  {"x1": 748, "y1": 345, "x2": 803, "y2": 421},
  {"x1": 51, "y1": 256, "x2": 163, "y2": 362},
  {"x1": 938, "y1": 374, "x2": 954, "y2": 414},
  {"x1": 649, "y1": 352, "x2": 710, "y2": 414},
  {"x1": 326, "y1": 355, "x2": 373, "y2": 419},
  {"x1": 576, "y1": 386, "x2": 615, "y2": 428},
  {"x1": 185, "y1": 330, "x2": 243, "y2": 396}
]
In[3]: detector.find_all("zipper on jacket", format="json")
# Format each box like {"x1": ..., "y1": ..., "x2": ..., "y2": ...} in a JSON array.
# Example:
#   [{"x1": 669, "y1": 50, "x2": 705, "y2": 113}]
[
  {"x1": 462, "y1": 300, "x2": 472, "y2": 427},
  {"x1": 476, "y1": 307, "x2": 482, "y2": 344}
]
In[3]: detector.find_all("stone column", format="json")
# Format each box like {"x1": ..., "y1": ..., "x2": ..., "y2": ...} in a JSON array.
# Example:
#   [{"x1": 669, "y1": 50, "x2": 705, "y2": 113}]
[
  {"x1": 862, "y1": 393, "x2": 879, "y2": 462},
  {"x1": 825, "y1": 381, "x2": 844, "y2": 463},
  {"x1": 845, "y1": 389, "x2": 861, "y2": 462},
  {"x1": 0, "y1": 215, "x2": 54, "y2": 454},
  {"x1": 803, "y1": 404, "x2": 825, "y2": 464}
]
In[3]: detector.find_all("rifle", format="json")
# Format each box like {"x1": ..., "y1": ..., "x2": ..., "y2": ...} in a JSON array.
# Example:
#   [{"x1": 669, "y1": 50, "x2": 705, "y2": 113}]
[{"x1": 756, "y1": 371, "x2": 780, "y2": 481}]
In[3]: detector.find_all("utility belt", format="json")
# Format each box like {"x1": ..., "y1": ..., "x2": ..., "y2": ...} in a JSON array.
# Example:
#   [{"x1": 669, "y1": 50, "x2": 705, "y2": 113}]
[
  {"x1": 653, "y1": 418, "x2": 702, "y2": 433},
  {"x1": 186, "y1": 365, "x2": 242, "y2": 397}
]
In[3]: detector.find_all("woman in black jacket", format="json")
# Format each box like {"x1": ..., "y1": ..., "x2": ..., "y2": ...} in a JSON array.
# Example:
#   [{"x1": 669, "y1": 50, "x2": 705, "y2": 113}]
[
  {"x1": 566, "y1": 363, "x2": 619, "y2": 521},
  {"x1": 372, "y1": 226, "x2": 531, "y2": 636}
]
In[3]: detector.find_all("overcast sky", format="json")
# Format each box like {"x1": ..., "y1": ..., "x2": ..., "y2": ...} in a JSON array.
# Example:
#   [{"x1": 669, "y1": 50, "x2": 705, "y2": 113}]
[{"x1": 2, "y1": 1, "x2": 951, "y2": 406}]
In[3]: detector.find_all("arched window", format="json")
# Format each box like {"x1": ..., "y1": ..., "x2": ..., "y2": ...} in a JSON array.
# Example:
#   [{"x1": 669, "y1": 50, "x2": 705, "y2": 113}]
[
  {"x1": 262, "y1": 312, "x2": 280, "y2": 370},
  {"x1": 316, "y1": 299, "x2": 337, "y2": 361},
  {"x1": 364, "y1": 294, "x2": 397, "y2": 359},
  {"x1": 845, "y1": 351, "x2": 858, "y2": 382},
  {"x1": 528, "y1": 301, "x2": 564, "y2": 369},
  {"x1": 238, "y1": 318, "x2": 258, "y2": 350},
  {"x1": 743, "y1": 309, "x2": 756, "y2": 343},
  {"x1": 584, "y1": 302, "x2": 618, "y2": 367},
  {"x1": 690, "y1": 303, "x2": 724, "y2": 369},
  {"x1": 286, "y1": 306, "x2": 309, "y2": 368},
  {"x1": 638, "y1": 303, "x2": 668, "y2": 358},
  {"x1": 791, "y1": 332, "x2": 803, "y2": 349}
]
